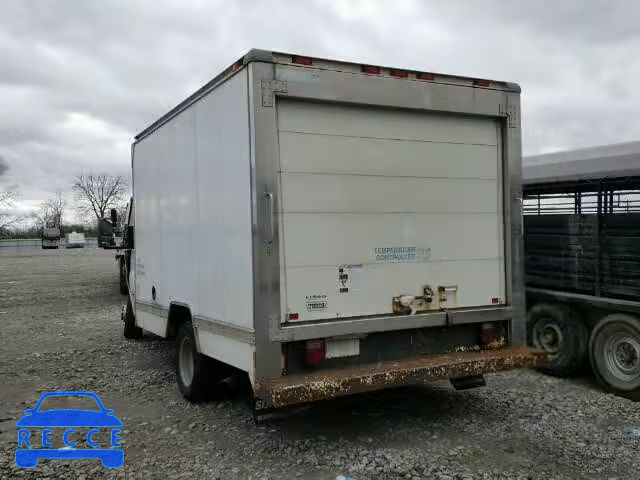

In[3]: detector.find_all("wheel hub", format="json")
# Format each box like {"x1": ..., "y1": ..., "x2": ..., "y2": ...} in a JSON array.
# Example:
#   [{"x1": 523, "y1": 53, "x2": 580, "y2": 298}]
[
  {"x1": 605, "y1": 333, "x2": 640, "y2": 381},
  {"x1": 534, "y1": 320, "x2": 563, "y2": 354},
  {"x1": 179, "y1": 336, "x2": 194, "y2": 387}
]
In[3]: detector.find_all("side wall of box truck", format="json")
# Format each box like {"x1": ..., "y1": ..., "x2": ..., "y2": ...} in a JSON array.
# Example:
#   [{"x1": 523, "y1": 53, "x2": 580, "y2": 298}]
[{"x1": 125, "y1": 49, "x2": 543, "y2": 410}]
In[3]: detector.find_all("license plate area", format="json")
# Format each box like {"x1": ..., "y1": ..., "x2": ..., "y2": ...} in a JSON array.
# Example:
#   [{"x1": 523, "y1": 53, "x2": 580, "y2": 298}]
[{"x1": 325, "y1": 337, "x2": 360, "y2": 359}]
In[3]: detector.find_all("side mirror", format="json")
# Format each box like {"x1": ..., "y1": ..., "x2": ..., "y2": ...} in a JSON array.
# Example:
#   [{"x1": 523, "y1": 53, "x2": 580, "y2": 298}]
[{"x1": 110, "y1": 209, "x2": 118, "y2": 224}]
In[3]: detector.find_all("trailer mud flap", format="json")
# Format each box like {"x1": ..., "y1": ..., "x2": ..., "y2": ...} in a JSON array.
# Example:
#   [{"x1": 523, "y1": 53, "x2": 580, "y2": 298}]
[{"x1": 255, "y1": 347, "x2": 545, "y2": 409}]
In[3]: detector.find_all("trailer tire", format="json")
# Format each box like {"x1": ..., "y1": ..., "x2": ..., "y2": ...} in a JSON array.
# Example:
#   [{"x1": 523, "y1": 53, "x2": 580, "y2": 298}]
[
  {"x1": 527, "y1": 303, "x2": 587, "y2": 376},
  {"x1": 123, "y1": 298, "x2": 142, "y2": 340},
  {"x1": 119, "y1": 258, "x2": 128, "y2": 295},
  {"x1": 590, "y1": 314, "x2": 640, "y2": 393}
]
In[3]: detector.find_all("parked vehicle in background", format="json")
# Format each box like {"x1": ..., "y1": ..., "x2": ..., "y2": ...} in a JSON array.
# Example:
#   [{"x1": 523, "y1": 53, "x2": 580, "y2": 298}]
[
  {"x1": 65, "y1": 231, "x2": 85, "y2": 248},
  {"x1": 97, "y1": 209, "x2": 123, "y2": 249},
  {"x1": 123, "y1": 49, "x2": 543, "y2": 414},
  {"x1": 41, "y1": 227, "x2": 61, "y2": 249},
  {"x1": 523, "y1": 141, "x2": 640, "y2": 394},
  {"x1": 116, "y1": 199, "x2": 133, "y2": 295}
]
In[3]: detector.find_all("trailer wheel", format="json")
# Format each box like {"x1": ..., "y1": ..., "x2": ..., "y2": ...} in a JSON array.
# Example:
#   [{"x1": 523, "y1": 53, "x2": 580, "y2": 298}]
[
  {"x1": 123, "y1": 298, "x2": 142, "y2": 340},
  {"x1": 527, "y1": 303, "x2": 587, "y2": 376},
  {"x1": 590, "y1": 314, "x2": 640, "y2": 393},
  {"x1": 119, "y1": 258, "x2": 128, "y2": 295}
]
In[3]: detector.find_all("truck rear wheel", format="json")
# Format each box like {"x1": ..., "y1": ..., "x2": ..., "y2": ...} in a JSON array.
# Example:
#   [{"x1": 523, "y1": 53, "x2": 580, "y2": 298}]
[
  {"x1": 175, "y1": 320, "x2": 235, "y2": 402},
  {"x1": 590, "y1": 314, "x2": 640, "y2": 393},
  {"x1": 527, "y1": 303, "x2": 587, "y2": 376}
]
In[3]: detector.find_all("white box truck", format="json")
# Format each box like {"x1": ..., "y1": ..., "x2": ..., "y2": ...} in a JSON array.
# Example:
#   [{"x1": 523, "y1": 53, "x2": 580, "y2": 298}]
[{"x1": 124, "y1": 49, "x2": 543, "y2": 411}]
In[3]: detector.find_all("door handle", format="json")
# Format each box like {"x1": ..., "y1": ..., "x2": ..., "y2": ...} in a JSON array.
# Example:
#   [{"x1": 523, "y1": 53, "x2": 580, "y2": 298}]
[{"x1": 264, "y1": 188, "x2": 274, "y2": 244}]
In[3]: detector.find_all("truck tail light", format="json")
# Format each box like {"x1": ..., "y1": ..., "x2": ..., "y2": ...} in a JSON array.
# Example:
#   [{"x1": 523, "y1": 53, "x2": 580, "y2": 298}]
[
  {"x1": 480, "y1": 322, "x2": 501, "y2": 346},
  {"x1": 288, "y1": 312, "x2": 299, "y2": 321},
  {"x1": 305, "y1": 340, "x2": 325, "y2": 365}
]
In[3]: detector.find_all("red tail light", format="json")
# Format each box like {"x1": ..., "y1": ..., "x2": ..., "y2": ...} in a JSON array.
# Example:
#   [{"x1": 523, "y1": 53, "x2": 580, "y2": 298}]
[
  {"x1": 288, "y1": 312, "x2": 299, "y2": 321},
  {"x1": 305, "y1": 340, "x2": 325, "y2": 365},
  {"x1": 480, "y1": 322, "x2": 501, "y2": 345}
]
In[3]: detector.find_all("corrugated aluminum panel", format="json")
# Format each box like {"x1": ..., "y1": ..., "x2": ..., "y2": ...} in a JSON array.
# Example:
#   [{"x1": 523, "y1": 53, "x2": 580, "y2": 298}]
[{"x1": 276, "y1": 99, "x2": 505, "y2": 322}]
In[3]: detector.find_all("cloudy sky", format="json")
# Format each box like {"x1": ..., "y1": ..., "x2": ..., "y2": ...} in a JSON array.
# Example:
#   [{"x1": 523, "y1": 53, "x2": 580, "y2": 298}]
[{"x1": 2, "y1": 0, "x2": 640, "y2": 217}]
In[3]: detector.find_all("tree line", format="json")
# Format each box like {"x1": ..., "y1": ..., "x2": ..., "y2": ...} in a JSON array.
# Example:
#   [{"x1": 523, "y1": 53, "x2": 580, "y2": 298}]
[{"x1": 0, "y1": 174, "x2": 128, "y2": 238}]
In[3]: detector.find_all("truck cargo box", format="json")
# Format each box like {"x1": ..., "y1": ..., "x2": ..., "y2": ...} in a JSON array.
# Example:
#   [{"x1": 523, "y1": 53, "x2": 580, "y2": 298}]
[
  {"x1": 65, "y1": 231, "x2": 86, "y2": 248},
  {"x1": 128, "y1": 49, "x2": 540, "y2": 408}
]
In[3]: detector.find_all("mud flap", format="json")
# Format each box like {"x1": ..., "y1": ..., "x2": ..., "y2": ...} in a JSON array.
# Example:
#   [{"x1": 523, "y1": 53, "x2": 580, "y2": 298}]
[{"x1": 450, "y1": 375, "x2": 486, "y2": 390}]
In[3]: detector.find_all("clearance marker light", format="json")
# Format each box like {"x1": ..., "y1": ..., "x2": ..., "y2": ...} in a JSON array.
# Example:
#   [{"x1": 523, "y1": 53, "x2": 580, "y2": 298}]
[
  {"x1": 361, "y1": 65, "x2": 381, "y2": 75},
  {"x1": 292, "y1": 56, "x2": 313, "y2": 66}
]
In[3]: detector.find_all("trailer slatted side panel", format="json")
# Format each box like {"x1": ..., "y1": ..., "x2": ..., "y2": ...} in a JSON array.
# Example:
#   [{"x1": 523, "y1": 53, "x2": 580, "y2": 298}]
[
  {"x1": 524, "y1": 213, "x2": 640, "y2": 300},
  {"x1": 524, "y1": 215, "x2": 597, "y2": 293},
  {"x1": 602, "y1": 214, "x2": 640, "y2": 298}
]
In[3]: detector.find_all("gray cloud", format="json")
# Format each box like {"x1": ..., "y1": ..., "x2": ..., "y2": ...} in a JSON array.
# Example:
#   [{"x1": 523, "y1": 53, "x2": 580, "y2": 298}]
[
  {"x1": 1, "y1": 0, "x2": 640, "y2": 213},
  {"x1": 0, "y1": 155, "x2": 9, "y2": 178}
]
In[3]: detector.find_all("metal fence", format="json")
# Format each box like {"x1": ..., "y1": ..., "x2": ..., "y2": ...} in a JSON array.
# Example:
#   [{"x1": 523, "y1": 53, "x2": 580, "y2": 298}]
[{"x1": 0, "y1": 237, "x2": 98, "y2": 253}]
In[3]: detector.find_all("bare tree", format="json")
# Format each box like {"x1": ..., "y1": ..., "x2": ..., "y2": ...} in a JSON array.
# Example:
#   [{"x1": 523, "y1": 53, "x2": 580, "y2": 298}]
[
  {"x1": 35, "y1": 192, "x2": 67, "y2": 229},
  {"x1": 0, "y1": 191, "x2": 20, "y2": 235},
  {"x1": 72, "y1": 174, "x2": 128, "y2": 222}
]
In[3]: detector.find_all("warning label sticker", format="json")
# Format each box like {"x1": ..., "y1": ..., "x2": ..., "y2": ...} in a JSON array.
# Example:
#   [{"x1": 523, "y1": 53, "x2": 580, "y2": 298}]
[
  {"x1": 374, "y1": 246, "x2": 431, "y2": 263},
  {"x1": 305, "y1": 294, "x2": 328, "y2": 312}
]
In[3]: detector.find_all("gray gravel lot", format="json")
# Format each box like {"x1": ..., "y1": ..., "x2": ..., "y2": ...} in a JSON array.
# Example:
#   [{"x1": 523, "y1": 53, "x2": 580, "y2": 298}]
[{"x1": 0, "y1": 249, "x2": 639, "y2": 479}]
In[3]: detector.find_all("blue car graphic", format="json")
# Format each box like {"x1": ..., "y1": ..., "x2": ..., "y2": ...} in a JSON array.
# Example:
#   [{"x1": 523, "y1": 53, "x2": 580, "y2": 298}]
[{"x1": 16, "y1": 391, "x2": 124, "y2": 468}]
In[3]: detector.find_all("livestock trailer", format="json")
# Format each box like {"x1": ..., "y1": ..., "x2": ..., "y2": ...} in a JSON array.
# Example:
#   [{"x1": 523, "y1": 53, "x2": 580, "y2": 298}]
[
  {"x1": 524, "y1": 141, "x2": 640, "y2": 393},
  {"x1": 124, "y1": 49, "x2": 542, "y2": 411}
]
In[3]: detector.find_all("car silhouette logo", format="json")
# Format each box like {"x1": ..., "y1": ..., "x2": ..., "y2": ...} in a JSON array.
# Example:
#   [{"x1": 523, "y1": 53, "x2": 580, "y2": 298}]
[{"x1": 15, "y1": 391, "x2": 124, "y2": 468}]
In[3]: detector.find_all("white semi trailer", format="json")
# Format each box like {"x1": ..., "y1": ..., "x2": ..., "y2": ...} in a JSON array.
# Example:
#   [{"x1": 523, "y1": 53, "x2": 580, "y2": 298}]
[{"x1": 123, "y1": 49, "x2": 543, "y2": 411}]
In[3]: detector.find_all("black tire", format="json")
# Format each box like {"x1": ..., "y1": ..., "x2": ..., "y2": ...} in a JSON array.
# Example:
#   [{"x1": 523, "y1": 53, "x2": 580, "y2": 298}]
[
  {"x1": 123, "y1": 298, "x2": 142, "y2": 340},
  {"x1": 175, "y1": 320, "x2": 236, "y2": 402},
  {"x1": 527, "y1": 303, "x2": 587, "y2": 376},
  {"x1": 119, "y1": 258, "x2": 128, "y2": 295},
  {"x1": 590, "y1": 314, "x2": 640, "y2": 393}
]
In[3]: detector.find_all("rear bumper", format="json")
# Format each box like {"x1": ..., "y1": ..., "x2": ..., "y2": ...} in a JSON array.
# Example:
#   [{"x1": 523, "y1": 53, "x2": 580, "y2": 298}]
[{"x1": 255, "y1": 347, "x2": 545, "y2": 408}]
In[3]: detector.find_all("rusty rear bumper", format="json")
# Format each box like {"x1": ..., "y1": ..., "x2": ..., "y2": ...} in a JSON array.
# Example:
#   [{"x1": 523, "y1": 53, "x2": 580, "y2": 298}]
[{"x1": 255, "y1": 347, "x2": 546, "y2": 408}]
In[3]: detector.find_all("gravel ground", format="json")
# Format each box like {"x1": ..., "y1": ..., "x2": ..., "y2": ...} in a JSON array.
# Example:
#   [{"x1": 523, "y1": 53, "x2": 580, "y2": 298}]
[{"x1": 1, "y1": 248, "x2": 639, "y2": 479}]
